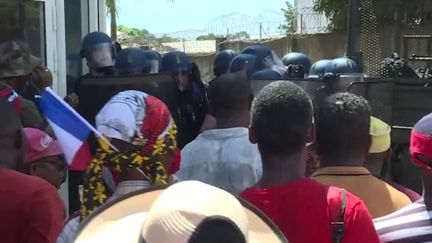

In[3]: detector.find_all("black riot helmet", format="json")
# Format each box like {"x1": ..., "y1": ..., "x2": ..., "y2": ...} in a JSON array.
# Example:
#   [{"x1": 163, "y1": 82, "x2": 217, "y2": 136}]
[
  {"x1": 80, "y1": 32, "x2": 115, "y2": 72},
  {"x1": 229, "y1": 53, "x2": 257, "y2": 78},
  {"x1": 241, "y1": 45, "x2": 287, "y2": 75},
  {"x1": 114, "y1": 47, "x2": 150, "y2": 75},
  {"x1": 241, "y1": 45, "x2": 273, "y2": 72},
  {"x1": 143, "y1": 50, "x2": 162, "y2": 73},
  {"x1": 213, "y1": 49, "x2": 238, "y2": 77},
  {"x1": 309, "y1": 59, "x2": 331, "y2": 78},
  {"x1": 282, "y1": 52, "x2": 311, "y2": 74},
  {"x1": 325, "y1": 57, "x2": 360, "y2": 75},
  {"x1": 160, "y1": 51, "x2": 191, "y2": 74}
]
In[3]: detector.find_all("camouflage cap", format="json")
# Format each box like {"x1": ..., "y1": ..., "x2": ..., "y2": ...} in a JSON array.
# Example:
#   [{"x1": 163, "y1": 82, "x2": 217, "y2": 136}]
[{"x1": 0, "y1": 41, "x2": 41, "y2": 78}]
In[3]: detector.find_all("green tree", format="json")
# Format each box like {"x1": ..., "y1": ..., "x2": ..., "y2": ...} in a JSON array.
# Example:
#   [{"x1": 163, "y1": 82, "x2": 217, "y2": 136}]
[
  {"x1": 196, "y1": 33, "x2": 223, "y2": 40},
  {"x1": 280, "y1": 1, "x2": 297, "y2": 34},
  {"x1": 313, "y1": 0, "x2": 427, "y2": 31},
  {"x1": 118, "y1": 25, "x2": 142, "y2": 36},
  {"x1": 106, "y1": 0, "x2": 173, "y2": 41},
  {"x1": 158, "y1": 34, "x2": 180, "y2": 43}
]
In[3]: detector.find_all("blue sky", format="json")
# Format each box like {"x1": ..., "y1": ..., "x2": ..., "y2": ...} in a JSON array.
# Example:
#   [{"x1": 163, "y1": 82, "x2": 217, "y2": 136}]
[{"x1": 113, "y1": 0, "x2": 291, "y2": 38}]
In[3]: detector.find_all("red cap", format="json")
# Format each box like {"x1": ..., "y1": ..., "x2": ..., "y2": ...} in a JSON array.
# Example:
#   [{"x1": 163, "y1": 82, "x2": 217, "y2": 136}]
[
  {"x1": 24, "y1": 128, "x2": 63, "y2": 164},
  {"x1": 0, "y1": 84, "x2": 21, "y2": 113}
]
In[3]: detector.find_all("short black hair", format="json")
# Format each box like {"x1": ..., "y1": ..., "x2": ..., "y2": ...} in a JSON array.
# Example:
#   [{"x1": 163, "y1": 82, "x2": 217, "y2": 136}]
[
  {"x1": 251, "y1": 81, "x2": 313, "y2": 156},
  {"x1": 207, "y1": 72, "x2": 252, "y2": 120},
  {"x1": 188, "y1": 216, "x2": 246, "y2": 243},
  {"x1": 316, "y1": 92, "x2": 371, "y2": 163}
]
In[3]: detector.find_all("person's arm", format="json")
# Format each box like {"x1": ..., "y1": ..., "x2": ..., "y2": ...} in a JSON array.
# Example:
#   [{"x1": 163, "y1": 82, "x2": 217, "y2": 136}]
[
  {"x1": 22, "y1": 181, "x2": 65, "y2": 243},
  {"x1": 343, "y1": 199, "x2": 380, "y2": 243}
]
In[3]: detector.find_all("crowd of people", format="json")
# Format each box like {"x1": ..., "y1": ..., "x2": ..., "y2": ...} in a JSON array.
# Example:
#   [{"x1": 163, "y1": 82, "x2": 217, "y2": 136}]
[{"x1": 0, "y1": 31, "x2": 432, "y2": 243}]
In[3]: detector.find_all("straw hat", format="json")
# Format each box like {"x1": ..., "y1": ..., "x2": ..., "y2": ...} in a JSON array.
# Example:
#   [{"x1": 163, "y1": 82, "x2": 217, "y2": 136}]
[{"x1": 74, "y1": 181, "x2": 287, "y2": 243}]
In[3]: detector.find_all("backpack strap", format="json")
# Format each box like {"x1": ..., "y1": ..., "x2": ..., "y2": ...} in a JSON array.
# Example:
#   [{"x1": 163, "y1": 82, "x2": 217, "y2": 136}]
[{"x1": 327, "y1": 187, "x2": 347, "y2": 243}]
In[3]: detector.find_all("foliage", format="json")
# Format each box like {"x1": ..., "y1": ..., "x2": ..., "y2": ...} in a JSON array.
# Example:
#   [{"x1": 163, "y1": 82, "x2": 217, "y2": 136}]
[
  {"x1": 196, "y1": 33, "x2": 223, "y2": 40},
  {"x1": 313, "y1": 0, "x2": 428, "y2": 31},
  {"x1": 280, "y1": 1, "x2": 297, "y2": 34},
  {"x1": 106, "y1": 0, "x2": 174, "y2": 41},
  {"x1": 158, "y1": 34, "x2": 181, "y2": 43}
]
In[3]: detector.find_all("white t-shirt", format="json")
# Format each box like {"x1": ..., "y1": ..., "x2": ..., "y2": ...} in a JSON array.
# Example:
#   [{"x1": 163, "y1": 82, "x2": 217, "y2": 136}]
[{"x1": 176, "y1": 127, "x2": 262, "y2": 194}]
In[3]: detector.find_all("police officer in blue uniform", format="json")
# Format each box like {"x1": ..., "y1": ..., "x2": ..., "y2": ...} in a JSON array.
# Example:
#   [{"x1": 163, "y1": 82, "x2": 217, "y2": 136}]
[
  {"x1": 66, "y1": 31, "x2": 117, "y2": 215},
  {"x1": 160, "y1": 51, "x2": 207, "y2": 148}
]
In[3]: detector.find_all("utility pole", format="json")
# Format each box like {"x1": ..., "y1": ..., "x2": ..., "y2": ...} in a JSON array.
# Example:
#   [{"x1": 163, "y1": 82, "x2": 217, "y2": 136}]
[
  {"x1": 259, "y1": 22, "x2": 263, "y2": 39},
  {"x1": 346, "y1": 0, "x2": 360, "y2": 59}
]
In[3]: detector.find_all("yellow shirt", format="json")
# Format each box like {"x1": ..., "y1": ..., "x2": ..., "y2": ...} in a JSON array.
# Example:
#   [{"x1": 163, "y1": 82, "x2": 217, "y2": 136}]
[{"x1": 311, "y1": 166, "x2": 411, "y2": 218}]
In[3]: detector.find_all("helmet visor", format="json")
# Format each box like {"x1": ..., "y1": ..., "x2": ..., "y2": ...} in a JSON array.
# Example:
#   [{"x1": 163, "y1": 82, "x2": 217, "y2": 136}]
[{"x1": 88, "y1": 43, "x2": 114, "y2": 69}]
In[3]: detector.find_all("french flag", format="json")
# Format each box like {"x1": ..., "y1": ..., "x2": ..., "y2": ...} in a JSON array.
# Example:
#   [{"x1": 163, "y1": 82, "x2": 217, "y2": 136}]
[{"x1": 39, "y1": 88, "x2": 94, "y2": 171}]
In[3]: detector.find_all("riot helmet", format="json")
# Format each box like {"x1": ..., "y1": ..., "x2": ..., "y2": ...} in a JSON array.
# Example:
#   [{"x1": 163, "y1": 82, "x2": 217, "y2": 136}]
[
  {"x1": 324, "y1": 57, "x2": 363, "y2": 93},
  {"x1": 229, "y1": 53, "x2": 257, "y2": 78},
  {"x1": 242, "y1": 45, "x2": 287, "y2": 75},
  {"x1": 213, "y1": 49, "x2": 237, "y2": 77},
  {"x1": 80, "y1": 32, "x2": 115, "y2": 72},
  {"x1": 143, "y1": 50, "x2": 161, "y2": 73},
  {"x1": 325, "y1": 57, "x2": 360, "y2": 75},
  {"x1": 114, "y1": 48, "x2": 150, "y2": 75},
  {"x1": 309, "y1": 59, "x2": 331, "y2": 78},
  {"x1": 282, "y1": 52, "x2": 311, "y2": 74},
  {"x1": 161, "y1": 51, "x2": 192, "y2": 92}
]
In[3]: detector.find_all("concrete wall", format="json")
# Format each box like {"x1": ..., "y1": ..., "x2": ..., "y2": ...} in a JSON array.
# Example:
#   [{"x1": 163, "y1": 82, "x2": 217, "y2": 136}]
[
  {"x1": 193, "y1": 24, "x2": 432, "y2": 82},
  {"x1": 190, "y1": 54, "x2": 216, "y2": 84},
  {"x1": 292, "y1": 33, "x2": 346, "y2": 62}
]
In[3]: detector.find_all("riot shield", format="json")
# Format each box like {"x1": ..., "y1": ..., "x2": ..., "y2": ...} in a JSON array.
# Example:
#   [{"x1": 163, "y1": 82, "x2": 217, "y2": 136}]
[
  {"x1": 251, "y1": 78, "x2": 326, "y2": 102},
  {"x1": 347, "y1": 79, "x2": 394, "y2": 125},
  {"x1": 78, "y1": 73, "x2": 176, "y2": 124},
  {"x1": 391, "y1": 79, "x2": 432, "y2": 130}
]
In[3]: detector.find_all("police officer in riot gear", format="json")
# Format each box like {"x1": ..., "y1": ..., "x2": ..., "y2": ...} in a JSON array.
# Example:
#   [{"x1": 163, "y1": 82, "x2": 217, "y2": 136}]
[
  {"x1": 229, "y1": 53, "x2": 257, "y2": 78},
  {"x1": 115, "y1": 47, "x2": 150, "y2": 75},
  {"x1": 160, "y1": 51, "x2": 207, "y2": 148},
  {"x1": 80, "y1": 31, "x2": 116, "y2": 75},
  {"x1": 282, "y1": 52, "x2": 312, "y2": 76},
  {"x1": 323, "y1": 57, "x2": 363, "y2": 94},
  {"x1": 143, "y1": 50, "x2": 162, "y2": 74},
  {"x1": 241, "y1": 45, "x2": 287, "y2": 76},
  {"x1": 213, "y1": 49, "x2": 237, "y2": 77},
  {"x1": 282, "y1": 52, "x2": 311, "y2": 71},
  {"x1": 325, "y1": 57, "x2": 360, "y2": 75},
  {"x1": 309, "y1": 59, "x2": 332, "y2": 78},
  {"x1": 66, "y1": 32, "x2": 117, "y2": 108},
  {"x1": 66, "y1": 31, "x2": 117, "y2": 215}
]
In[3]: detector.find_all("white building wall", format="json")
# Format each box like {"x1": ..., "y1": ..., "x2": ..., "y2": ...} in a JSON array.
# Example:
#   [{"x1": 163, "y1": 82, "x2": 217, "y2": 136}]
[{"x1": 295, "y1": 0, "x2": 329, "y2": 34}]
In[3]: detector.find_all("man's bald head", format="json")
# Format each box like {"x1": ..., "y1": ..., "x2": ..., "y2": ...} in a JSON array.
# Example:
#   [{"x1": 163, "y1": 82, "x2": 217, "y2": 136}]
[
  {"x1": 207, "y1": 71, "x2": 253, "y2": 120},
  {"x1": 0, "y1": 97, "x2": 25, "y2": 169}
]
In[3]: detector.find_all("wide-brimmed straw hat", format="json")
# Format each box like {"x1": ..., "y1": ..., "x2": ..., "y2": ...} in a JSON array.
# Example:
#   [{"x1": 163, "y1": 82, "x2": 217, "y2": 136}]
[{"x1": 74, "y1": 181, "x2": 287, "y2": 243}]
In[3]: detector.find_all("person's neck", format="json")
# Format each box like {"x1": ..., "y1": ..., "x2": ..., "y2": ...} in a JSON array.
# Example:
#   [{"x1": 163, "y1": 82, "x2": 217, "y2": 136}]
[
  {"x1": 319, "y1": 155, "x2": 365, "y2": 168},
  {"x1": 257, "y1": 149, "x2": 306, "y2": 188},
  {"x1": 216, "y1": 112, "x2": 249, "y2": 129}
]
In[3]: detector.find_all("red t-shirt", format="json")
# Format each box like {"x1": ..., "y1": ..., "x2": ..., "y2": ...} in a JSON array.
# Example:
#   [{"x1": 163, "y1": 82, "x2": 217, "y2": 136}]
[
  {"x1": 0, "y1": 168, "x2": 65, "y2": 243},
  {"x1": 241, "y1": 178, "x2": 379, "y2": 243}
]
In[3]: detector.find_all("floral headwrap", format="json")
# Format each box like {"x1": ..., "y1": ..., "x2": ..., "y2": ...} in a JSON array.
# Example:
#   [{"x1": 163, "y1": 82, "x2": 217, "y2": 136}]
[{"x1": 81, "y1": 90, "x2": 177, "y2": 219}]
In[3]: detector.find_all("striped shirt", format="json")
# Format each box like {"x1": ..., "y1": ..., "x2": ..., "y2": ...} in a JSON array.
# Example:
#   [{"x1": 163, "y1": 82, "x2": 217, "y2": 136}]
[{"x1": 374, "y1": 199, "x2": 432, "y2": 242}]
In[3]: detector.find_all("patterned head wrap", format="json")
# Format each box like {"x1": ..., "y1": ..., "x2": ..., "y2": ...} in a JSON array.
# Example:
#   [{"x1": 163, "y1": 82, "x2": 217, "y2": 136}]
[{"x1": 81, "y1": 90, "x2": 177, "y2": 219}]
